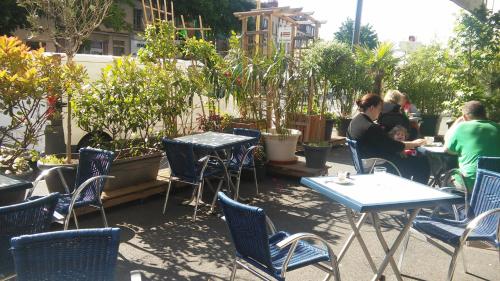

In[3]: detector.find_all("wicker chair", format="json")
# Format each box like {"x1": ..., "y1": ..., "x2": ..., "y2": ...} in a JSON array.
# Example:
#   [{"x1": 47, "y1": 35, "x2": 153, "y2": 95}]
[
  {"x1": 227, "y1": 128, "x2": 262, "y2": 200},
  {"x1": 27, "y1": 147, "x2": 115, "y2": 230},
  {"x1": 218, "y1": 192, "x2": 341, "y2": 281},
  {"x1": 0, "y1": 193, "x2": 58, "y2": 279},
  {"x1": 10, "y1": 228, "x2": 121, "y2": 281},
  {"x1": 399, "y1": 169, "x2": 500, "y2": 281}
]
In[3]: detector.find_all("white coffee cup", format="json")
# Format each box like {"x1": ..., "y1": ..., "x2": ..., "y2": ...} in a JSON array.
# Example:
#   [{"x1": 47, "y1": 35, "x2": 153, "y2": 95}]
[
  {"x1": 424, "y1": 136, "x2": 434, "y2": 145},
  {"x1": 337, "y1": 171, "x2": 348, "y2": 182}
]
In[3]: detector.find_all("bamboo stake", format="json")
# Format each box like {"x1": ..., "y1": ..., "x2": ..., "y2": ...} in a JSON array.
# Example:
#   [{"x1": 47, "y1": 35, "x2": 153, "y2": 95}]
[{"x1": 198, "y1": 15, "x2": 204, "y2": 40}]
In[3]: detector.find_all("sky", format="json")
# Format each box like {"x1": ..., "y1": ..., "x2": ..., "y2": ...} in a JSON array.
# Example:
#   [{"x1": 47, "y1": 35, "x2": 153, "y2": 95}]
[{"x1": 277, "y1": 0, "x2": 466, "y2": 45}]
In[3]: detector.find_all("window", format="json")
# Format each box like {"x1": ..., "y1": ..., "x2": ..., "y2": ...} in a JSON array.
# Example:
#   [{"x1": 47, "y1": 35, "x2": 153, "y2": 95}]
[
  {"x1": 78, "y1": 40, "x2": 105, "y2": 55},
  {"x1": 113, "y1": 40, "x2": 125, "y2": 56},
  {"x1": 134, "y1": 9, "x2": 143, "y2": 30}
]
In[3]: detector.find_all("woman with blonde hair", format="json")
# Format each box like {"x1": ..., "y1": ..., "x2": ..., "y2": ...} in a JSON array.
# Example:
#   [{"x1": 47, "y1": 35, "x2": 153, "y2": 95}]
[{"x1": 378, "y1": 89, "x2": 411, "y2": 138}]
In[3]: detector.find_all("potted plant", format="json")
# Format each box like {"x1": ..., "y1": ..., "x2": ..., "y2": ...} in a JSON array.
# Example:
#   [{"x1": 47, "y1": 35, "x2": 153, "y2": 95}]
[
  {"x1": 398, "y1": 44, "x2": 455, "y2": 136},
  {"x1": 323, "y1": 112, "x2": 337, "y2": 140},
  {"x1": 303, "y1": 141, "x2": 332, "y2": 169},
  {"x1": 260, "y1": 47, "x2": 302, "y2": 164}
]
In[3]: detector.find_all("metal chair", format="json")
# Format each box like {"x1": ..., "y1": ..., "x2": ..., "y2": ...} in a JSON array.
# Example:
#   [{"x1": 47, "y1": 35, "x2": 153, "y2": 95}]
[
  {"x1": 399, "y1": 169, "x2": 500, "y2": 281},
  {"x1": 10, "y1": 228, "x2": 121, "y2": 281},
  {"x1": 0, "y1": 193, "x2": 58, "y2": 280},
  {"x1": 27, "y1": 147, "x2": 115, "y2": 230},
  {"x1": 346, "y1": 138, "x2": 402, "y2": 176},
  {"x1": 227, "y1": 128, "x2": 262, "y2": 199},
  {"x1": 218, "y1": 192, "x2": 341, "y2": 281},
  {"x1": 162, "y1": 138, "x2": 229, "y2": 222},
  {"x1": 478, "y1": 156, "x2": 500, "y2": 173}
]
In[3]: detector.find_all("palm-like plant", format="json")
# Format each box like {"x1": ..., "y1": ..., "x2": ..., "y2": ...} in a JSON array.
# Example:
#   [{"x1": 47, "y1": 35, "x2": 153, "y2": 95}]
[{"x1": 356, "y1": 42, "x2": 399, "y2": 95}]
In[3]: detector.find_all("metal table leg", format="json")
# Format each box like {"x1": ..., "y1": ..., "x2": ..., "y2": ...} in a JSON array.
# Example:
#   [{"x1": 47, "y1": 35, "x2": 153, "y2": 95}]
[
  {"x1": 370, "y1": 208, "x2": 421, "y2": 281},
  {"x1": 342, "y1": 209, "x2": 378, "y2": 273},
  {"x1": 370, "y1": 212, "x2": 404, "y2": 281}
]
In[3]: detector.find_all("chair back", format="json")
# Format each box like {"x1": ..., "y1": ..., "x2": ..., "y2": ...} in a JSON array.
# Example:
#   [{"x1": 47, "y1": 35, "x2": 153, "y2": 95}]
[
  {"x1": 0, "y1": 193, "x2": 58, "y2": 275},
  {"x1": 468, "y1": 169, "x2": 500, "y2": 241},
  {"x1": 11, "y1": 228, "x2": 120, "y2": 281},
  {"x1": 218, "y1": 192, "x2": 274, "y2": 271},
  {"x1": 346, "y1": 138, "x2": 364, "y2": 174},
  {"x1": 231, "y1": 128, "x2": 261, "y2": 166},
  {"x1": 478, "y1": 156, "x2": 500, "y2": 173},
  {"x1": 74, "y1": 147, "x2": 115, "y2": 205},
  {"x1": 162, "y1": 138, "x2": 198, "y2": 183}
]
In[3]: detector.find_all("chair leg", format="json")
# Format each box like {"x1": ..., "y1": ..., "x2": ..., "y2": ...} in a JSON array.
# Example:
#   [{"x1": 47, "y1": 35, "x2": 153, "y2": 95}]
[
  {"x1": 230, "y1": 257, "x2": 238, "y2": 281},
  {"x1": 234, "y1": 172, "x2": 242, "y2": 201},
  {"x1": 210, "y1": 178, "x2": 224, "y2": 213},
  {"x1": 193, "y1": 181, "x2": 203, "y2": 222},
  {"x1": 447, "y1": 246, "x2": 462, "y2": 281},
  {"x1": 252, "y1": 166, "x2": 259, "y2": 195},
  {"x1": 163, "y1": 180, "x2": 173, "y2": 214},
  {"x1": 100, "y1": 206, "x2": 109, "y2": 227}
]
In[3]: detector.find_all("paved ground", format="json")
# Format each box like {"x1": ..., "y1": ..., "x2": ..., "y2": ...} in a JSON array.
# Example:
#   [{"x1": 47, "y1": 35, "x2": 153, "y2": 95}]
[{"x1": 38, "y1": 146, "x2": 499, "y2": 281}]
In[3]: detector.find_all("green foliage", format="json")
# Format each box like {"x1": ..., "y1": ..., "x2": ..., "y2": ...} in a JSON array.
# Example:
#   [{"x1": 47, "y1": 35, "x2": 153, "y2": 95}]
[
  {"x1": 356, "y1": 42, "x2": 399, "y2": 95},
  {"x1": 172, "y1": 0, "x2": 255, "y2": 39},
  {"x1": 398, "y1": 44, "x2": 455, "y2": 115},
  {"x1": 445, "y1": 6, "x2": 500, "y2": 121},
  {"x1": 334, "y1": 18, "x2": 379, "y2": 50},
  {"x1": 102, "y1": 0, "x2": 135, "y2": 32},
  {"x1": 0, "y1": 0, "x2": 28, "y2": 36},
  {"x1": 38, "y1": 154, "x2": 66, "y2": 165},
  {"x1": 0, "y1": 36, "x2": 80, "y2": 172}
]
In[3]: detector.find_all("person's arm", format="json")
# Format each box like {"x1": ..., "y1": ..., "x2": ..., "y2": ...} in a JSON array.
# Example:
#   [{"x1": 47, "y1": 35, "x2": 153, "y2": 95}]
[
  {"x1": 403, "y1": 139, "x2": 426, "y2": 149},
  {"x1": 445, "y1": 121, "x2": 462, "y2": 155},
  {"x1": 444, "y1": 116, "x2": 465, "y2": 144}
]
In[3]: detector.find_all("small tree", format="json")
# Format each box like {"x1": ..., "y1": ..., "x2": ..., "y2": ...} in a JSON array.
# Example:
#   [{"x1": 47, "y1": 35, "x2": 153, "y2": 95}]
[
  {"x1": 356, "y1": 42, "x2": 399, "y2": 95},
  {"x1": 19, "y1": 0, "x2": 114, "y2": 163},
  {"x1": 334, "y1": 18, "x2": 379, "y2": 50}
]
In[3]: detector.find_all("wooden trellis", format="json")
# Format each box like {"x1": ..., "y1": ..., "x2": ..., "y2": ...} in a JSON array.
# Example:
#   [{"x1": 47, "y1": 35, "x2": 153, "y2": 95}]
[{"x1": 141, "y1": 0, "x2": 212, "y2": 39}]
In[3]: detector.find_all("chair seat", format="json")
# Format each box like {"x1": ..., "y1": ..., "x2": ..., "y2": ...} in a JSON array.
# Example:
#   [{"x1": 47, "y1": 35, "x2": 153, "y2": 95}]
[
  {"x1": 240, "y1": 231, "x2": 330, "y2": 280},
  {"x1": 413, "y1": 216, "x2": 499, "y2": 247},
  {"x1": 29, "y1": 195, "x2": 92, "y2": 215}
]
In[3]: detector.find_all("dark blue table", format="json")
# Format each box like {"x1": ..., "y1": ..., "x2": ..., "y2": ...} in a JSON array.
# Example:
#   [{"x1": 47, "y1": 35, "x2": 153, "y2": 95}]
[
  {"x1": 301, "y1": 173, "x2": 463, "y2": 281},
  {"x1": 0, "y1": 174, "x2": 33, "y2": 206}
]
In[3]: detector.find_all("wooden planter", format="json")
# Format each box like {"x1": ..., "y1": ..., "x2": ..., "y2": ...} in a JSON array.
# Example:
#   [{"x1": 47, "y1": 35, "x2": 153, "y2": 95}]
[
  {"x1": 287, "y1": 113, "x2": 326, "y2": 143},
  {"x1": 230, "y1": 118, "x2": 267, "y2": 130},
  {"x1": 105, "y1": 149, "x2": 162, "y2": 191}
]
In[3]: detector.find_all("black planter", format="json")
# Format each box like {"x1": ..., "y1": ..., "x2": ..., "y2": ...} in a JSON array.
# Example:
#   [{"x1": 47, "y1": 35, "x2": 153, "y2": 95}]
[
  {"x1": 336, "y1": 118, "x2": 352, "y2": 137},
  {"x1": 304, "y1": 144, "x2": 331, "y2": 169},
  {"x1": 420, "y1": 114, "x2": 439, "y2": 136},
  {"x1": 324, "y1": 119, "x2": 335, "y2": 140},
  {"x1": 37, "y1": 154, "x2": 79, "y2": 193},
  {"x1": 44, "y1": 124, "x2": 66, "y2": 154}
]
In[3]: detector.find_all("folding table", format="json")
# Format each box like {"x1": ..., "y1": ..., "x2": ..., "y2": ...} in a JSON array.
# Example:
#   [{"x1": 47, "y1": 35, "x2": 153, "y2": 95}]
[{"x1": 301, "y1": 173, "x2": 463, "y2": 281}]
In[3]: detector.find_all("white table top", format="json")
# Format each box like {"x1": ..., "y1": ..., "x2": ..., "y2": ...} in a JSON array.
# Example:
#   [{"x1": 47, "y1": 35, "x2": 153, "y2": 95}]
[
  {"x1": 416, "y1": 145, "x2": 447, "y2": 154},
  {"x1": 301, "y1": 173, "x2": 463, "y2": 212}
]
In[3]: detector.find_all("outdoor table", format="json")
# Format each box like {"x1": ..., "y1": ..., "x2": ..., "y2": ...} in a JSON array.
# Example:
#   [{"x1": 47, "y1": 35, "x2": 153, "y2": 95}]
[
  {"x1": 175, "y1": 131, "x2": 256, "y2": 200},
  {"x1": 300, "y1": 173, "x2": 463, "y2": 281},
  {"x1": 417, "y1": 145, "x2": 458, "y2": 186},
  {"x1": 0, "y1": 174, "x2": 33, "y2": 206}
]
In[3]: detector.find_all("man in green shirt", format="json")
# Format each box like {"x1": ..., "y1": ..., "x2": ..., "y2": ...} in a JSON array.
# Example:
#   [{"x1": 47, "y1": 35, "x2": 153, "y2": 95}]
[{"x1": 445, "y1": 101, "x2": 500, "y2": 191}]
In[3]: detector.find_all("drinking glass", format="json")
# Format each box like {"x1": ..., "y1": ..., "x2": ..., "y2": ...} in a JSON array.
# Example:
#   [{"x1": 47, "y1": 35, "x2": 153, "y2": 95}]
[
  {"x1": 373, "y1": 166, "x2": 387, "y2": 175},
  {"x1": 424, "y1": 136, "x2": 434, "y2": 145}
]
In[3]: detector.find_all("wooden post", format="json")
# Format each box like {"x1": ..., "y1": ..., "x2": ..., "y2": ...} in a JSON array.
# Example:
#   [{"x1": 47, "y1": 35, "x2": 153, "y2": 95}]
[
  {"x1": 255, "y1": 0, "x2": 261, "y2": 55},
  {"x1": 148, "y1": 0, "x2": 155, "y2": 22},
  {"x1": 156, "y1": 0, "x2": 161, "y2": 19},
  {"x1": 198, "y1": 15, "x2": 204, "y2": 40},
  {"x1": 291, "y1": 24, "x2": 296, "y2": 57},
  {"x1": 141, "y1": 0, "x2": 149, "y2": 25},
  {"x1": 163, "y1": 0, "x2": 167, "y2": 20},
  {"x1": 170, "y1": 1, "x2": 175, "y2": 25},
  {"x1": 242, "y1": 17, "x2": 248, "y2": 54},
  {"x1": 267, "y1": 15, "x2": 273, "y2": 57}
]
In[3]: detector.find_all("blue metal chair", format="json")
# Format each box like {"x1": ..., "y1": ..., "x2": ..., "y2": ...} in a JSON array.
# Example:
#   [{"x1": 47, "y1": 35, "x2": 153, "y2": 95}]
[
  {"x1": 345, "y1": 138, "x2": 401, "y2": 176},
  {"x1": 0, "y1": 193, "x2": 58, "y2": 279},
  {"x1": 227, "y1": 128, "x2": 262, "y2": 199},
  {"x1": 10, "y1": 228, "x2": 120, "y2": 281},
  {"x1": 162, "y1": 138, "x2": 229, "y2": 222},
  {"x1": 399, "y1": 169, "x2": 500, "y2": 281},
  {"x1": 218, "y1": 192, "x2": 341, "y2": 281},
  {"x1": 27, "y1": 147, "x2": 115, "y2": 230},
  {"x1": 478, "y1": 156, "x2": 500, "y2": 173}
]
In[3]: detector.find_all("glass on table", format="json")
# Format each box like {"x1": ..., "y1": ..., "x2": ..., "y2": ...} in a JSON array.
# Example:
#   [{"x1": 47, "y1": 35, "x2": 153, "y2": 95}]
[
  {"x1": 373, "y1": 166, "x2": 387, "y2": 175},
  {"x1": 424, "y1": 136, "x2": 435, "y2": 145}
]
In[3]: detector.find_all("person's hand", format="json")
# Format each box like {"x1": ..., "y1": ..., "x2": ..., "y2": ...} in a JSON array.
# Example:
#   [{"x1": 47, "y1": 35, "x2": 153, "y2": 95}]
[
  {"x1": 412, "y1": 138, "x2": 426, "y2": 147},
  {"x1": 453, "y1": 116, "x2": 466, "y2": 125}
]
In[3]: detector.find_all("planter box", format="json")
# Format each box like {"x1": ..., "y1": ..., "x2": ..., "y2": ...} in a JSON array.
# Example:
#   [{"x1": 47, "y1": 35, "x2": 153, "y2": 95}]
[
  {"x1": 230, "y1": 118, "x2": 267, "y2": 130},
  {"x1": 287, "y1": 113, "x2": 325, "y2": 143},
  {"x1": 105, "y1": 150, "x2": 162, "y2": 191}
]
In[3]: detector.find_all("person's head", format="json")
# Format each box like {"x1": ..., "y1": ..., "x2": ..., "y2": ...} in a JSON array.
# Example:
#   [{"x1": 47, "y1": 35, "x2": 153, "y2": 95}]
[
  {"x1": 388, "y1": 125, "x2": 408, "y2": 142},
  {"x1": 356, "y1": 93, "x2": 383, "y2": 120},
  {"x1": 383, "y1": 90, "x2": 402, "y2": 105},
  {"x1": 462, "y1": 100, "x2": 486, "y2": 120},
  {"x1": 400, "y1": 93, "x2": 409, "y2": 106}
]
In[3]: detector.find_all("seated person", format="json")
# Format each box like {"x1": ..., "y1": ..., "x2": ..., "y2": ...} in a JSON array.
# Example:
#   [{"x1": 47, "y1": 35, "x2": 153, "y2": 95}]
[
  {"x1": 378, "y1": 90, "x2": 411, "y2": 137},
  {"x1": 445, "y1": 101, "x2": 500, "y2": 191},
  {"x1": 348, "y1": 93, "x2": 429, "y2": 184},
  {"x1": 400, "y1": 93, "x2": 421, "y2": 139},
  {"x1": 389, "y1": 125, "x2": 416, "y2": 157}
]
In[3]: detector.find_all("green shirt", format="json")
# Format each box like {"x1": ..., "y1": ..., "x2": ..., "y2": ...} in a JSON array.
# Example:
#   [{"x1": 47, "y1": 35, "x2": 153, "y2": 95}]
[{"x1": 446, "y1": 120, "x2": 500, "y2": 191}]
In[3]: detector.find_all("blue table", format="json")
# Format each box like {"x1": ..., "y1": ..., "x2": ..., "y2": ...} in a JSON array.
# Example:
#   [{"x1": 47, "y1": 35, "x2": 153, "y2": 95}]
[
  {"x1": 301, "y1": 173, "x2": 463, "y2": 281},
  {"x1": 0, "y1": 174, "x2": 33, "y2": 206}
]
